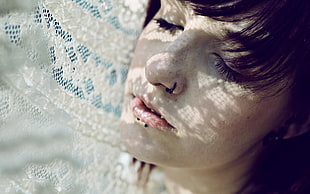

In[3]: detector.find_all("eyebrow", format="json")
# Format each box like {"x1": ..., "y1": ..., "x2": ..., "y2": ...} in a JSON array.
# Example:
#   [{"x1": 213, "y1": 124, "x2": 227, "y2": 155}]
[
  {"x1": 176, "y1": 0, "x2": 208, "y2": 16},
  {"x1": 177, "y1": 0, "x2": 194, "y2": 7},
  {"x1": 176, "y1": 0, "x2": 187, "y2": 4}
]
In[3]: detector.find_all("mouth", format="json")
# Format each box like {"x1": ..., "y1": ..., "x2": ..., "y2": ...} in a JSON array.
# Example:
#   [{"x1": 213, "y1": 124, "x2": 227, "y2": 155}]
[{"x1": 131, "y1": 96, "x2": 175, "y2": 132}]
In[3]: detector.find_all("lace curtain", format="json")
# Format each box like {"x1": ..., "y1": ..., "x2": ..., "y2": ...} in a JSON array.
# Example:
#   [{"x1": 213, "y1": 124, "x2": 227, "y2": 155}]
[{"x1": 0, "y1": 0, "x2": 166, "y2": 193}]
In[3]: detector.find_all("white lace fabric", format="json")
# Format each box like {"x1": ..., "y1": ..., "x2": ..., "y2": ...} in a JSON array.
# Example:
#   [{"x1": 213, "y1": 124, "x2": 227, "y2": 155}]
[{"x1": 0, "y1": 0, "x2": 166, "y2": 193}]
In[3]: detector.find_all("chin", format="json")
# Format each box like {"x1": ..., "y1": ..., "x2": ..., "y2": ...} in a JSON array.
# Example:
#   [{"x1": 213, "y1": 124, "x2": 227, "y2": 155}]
[
  {"x1": 120, "y1": 122, "x2": 159, "y2": 164},
  {"x1": 120, "y1": 122, "x2": 179, "y2": 168}
]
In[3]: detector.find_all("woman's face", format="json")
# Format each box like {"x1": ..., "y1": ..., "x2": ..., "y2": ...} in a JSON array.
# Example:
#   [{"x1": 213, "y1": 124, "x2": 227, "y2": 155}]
[{"x1": 120, "y1": 0, "x2": 292, "y2": 169}]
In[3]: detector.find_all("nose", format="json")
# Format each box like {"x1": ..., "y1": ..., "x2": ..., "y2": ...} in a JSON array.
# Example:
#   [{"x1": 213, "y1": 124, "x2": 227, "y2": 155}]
[
  {"x1": 145, "y1": 32, "x2": 196, "y2": 95},
  {"x1": 145, "y1": 52, "x2": 186, "y2": 94}
]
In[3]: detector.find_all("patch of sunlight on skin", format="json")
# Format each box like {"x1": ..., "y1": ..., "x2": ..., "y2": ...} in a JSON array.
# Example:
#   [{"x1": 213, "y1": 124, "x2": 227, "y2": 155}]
[
  {"x1": 189, "y1": 15, "x2": 250, "y2": 36},
  {"x1": 207, "y1": 87, "x2": 241, "y2": 112},
  {"x1": 192, "y1": 131, "x2": 218, "y2": 143},
  {"x1": 189, "y1": 17, "x2": 227, "y2": 38},
  {"x1": 224, "y1": 81, "x2": 254, "y2": 97},
  {"x1": 142, "y1": 21, "x2": 182, "y2": 43},
  {"x1": 210, "y1": 117, "x2": 219, "y2": 128},
  {"x1": 197, "y1": 71, "x2": 252, "y2": 97},
  {"x1": 176, "y1": 105, "x2": 218, "y2": 142},
  {"x1": 178, "y1": 105, "x2": 206, "y2": 128},
  {"x1": 198, "y1": 80, "x2": 230, "y2": 113},
  {"x1": 121, "y1": 98, "x2": 134, "y2": 125},
  {"x1": 197, "y1": 71, "x2": 253, "y2": 113},
  {"x1": 146, "y1": 84, "x2": 156, "y2": 94},
  {"x1": 217, "y1": 113, "x2": 226, "y2": 121},
  {"x1": 197, "y1": 71, "x2": 219, "y2": 88},
  {"x1": 171, "y1": 72, "x2": 255, "y2": 142},
  {"x1": 146, "y1": 53, "x2": 170, "y2": 69},
  {"x1": 126, "y1": 66, "x2": 144, "y2": 93}
]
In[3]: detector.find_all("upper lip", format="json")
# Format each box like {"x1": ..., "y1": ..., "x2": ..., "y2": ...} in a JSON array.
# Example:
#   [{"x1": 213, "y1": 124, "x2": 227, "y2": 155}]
[
  {"x1": 135, "y1": 94, "x2": 163, "y2": 117},
  {"x1": 131, "y1": 93, "x2": 177, "y2": 132}
]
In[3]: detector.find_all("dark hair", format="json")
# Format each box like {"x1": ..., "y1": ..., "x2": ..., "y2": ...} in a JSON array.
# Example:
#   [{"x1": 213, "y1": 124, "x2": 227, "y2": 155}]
[
  {"x1": 143, "y1": 0, "x2": 310, "y2": 193},
  {"x1": 146, "y1": 0, "x2": 310, "y2": 91}
]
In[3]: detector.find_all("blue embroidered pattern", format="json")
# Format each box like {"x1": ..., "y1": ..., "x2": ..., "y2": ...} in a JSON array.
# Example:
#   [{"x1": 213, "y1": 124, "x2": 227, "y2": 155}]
[
  {"x1": 0, "y1": 2, "x2": 169, "y2": 194},
  {"x1": 72, "y1": 0, "x2": 138, "y2": 36},
  {"x1": 1, "y1": 1, "x2": 137, "y2": 118},
  {"x1": 71, "y1": 0, "x2": 103, "y2": 18},
  {"x1": 3, "y1": 23, "x2": 21, "y2": 44}
]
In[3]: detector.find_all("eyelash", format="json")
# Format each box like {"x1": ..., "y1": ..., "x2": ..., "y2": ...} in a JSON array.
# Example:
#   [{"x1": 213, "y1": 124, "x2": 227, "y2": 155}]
[
  {"x1": 154, "y1": 18, "x2": 184, "y2": 33},
  {"x1": 214, "y1": 54, "x2": 236, "y2": 82},
  {"x1": 154, "y1": 19, "x2": 236, "y2": 82}
]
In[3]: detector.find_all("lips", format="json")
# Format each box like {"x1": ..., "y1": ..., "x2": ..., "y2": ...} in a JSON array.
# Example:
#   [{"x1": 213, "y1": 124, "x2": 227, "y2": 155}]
[{"x1": 131, "y1": 96, "x2": 175, "y2": 132}]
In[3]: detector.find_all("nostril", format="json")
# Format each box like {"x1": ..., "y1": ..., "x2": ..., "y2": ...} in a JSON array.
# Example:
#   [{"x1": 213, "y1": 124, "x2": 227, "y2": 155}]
[{"x1": 165, "y1": 83, "x2": 177, "y2": 94}]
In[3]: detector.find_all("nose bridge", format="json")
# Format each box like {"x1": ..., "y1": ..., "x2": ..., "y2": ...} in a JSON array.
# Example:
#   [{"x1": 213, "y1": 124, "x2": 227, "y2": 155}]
[
  {"x1": 147, "y1": 30, "x2": 198, "y2": 74},
  {"x1": 167, "y1": 31, "x2": 196, "y2": 55},
  {"x1": 144, "y1": 32, "x2": 199, "y2": 94},
  {"x1": 144, "y1": 30, "x2": 207, "y2": 94}
]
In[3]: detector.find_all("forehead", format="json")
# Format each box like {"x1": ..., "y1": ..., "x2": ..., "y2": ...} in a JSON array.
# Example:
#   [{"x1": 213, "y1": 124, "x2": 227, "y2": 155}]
[
  {"x1": 162, "y1": 0, "x2": 192, "y2": 9},
  {"x1": 160, "y1": 0, "x2": 248, "y2": 33}
]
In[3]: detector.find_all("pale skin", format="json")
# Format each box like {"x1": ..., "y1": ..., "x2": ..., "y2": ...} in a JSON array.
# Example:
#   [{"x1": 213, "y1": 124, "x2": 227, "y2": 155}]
[{"x1": 120, "y1": 0, "x2": 294, "y2": 193}]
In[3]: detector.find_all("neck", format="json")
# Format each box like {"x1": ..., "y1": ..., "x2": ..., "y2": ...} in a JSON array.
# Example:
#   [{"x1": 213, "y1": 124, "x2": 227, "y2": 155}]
[{"x1": 160, "y1": 146, "x2": 262, "y2": 194}]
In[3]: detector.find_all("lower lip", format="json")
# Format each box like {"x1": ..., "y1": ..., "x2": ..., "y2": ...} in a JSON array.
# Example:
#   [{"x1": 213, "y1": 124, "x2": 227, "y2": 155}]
[{"x1": 131, "y1": 96, "x2": 175, "y2": 132}]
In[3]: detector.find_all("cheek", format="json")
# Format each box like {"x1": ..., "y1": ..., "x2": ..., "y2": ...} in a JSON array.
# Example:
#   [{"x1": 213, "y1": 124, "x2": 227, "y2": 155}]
[
  {"x1": 174, "y1": 77, "x2": 288, "y2": 153},
  {"x1": 198, "y1": 75, "x2": 285, "y2": 133},
  {"x1": 171, "y1": 94, "x2": 288, "y2": 168}
]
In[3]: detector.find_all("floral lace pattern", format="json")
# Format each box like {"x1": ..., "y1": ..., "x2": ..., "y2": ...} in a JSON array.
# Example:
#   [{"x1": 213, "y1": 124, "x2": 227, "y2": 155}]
[{"x1": 0, "y1": 0, "x2": 166, "y2": 193}]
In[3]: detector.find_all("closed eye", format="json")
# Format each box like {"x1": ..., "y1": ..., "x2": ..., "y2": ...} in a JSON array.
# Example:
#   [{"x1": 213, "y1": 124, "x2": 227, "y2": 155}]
[
  {"x1": 154, "y1": 18, "x2": 184, "y2": 34},
  {"x1": 213, "y1": 53, "x2": 237, "y2": 82}
]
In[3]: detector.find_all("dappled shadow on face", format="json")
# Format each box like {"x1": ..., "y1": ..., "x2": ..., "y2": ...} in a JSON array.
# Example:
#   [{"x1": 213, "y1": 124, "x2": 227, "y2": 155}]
[
  {"x1": 119, "y1": 4, "x2": 291, "y2": 168},
  {"x1": 120, "y1": 62, "x2": 290, "y2": 169}
]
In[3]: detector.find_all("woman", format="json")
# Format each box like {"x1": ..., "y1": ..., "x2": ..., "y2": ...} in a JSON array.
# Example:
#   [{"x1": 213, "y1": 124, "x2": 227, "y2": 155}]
[{"x1": 120, "y1": 0, "x2": 310, "y2": 193}]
